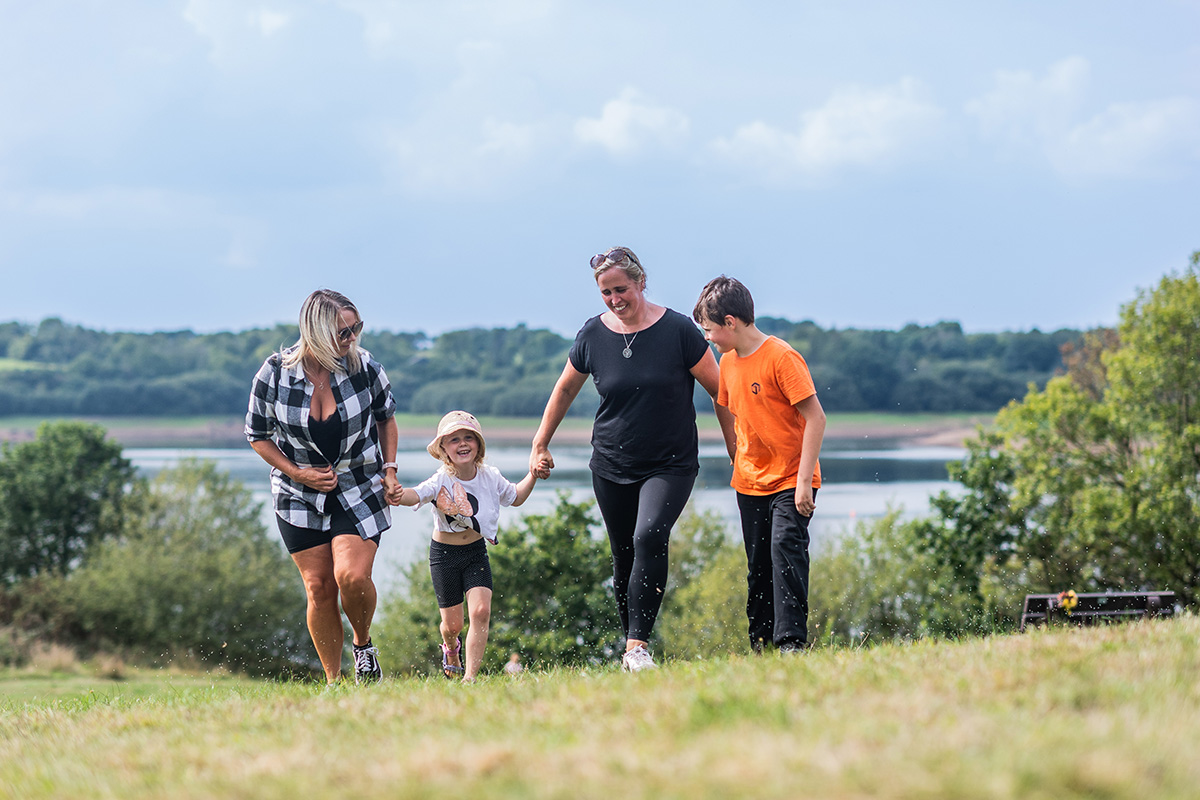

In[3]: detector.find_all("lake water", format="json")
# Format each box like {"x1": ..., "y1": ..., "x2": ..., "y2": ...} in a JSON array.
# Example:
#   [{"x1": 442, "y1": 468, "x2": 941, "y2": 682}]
[{"x1": 126, "y1": 439, "x2": 964, "y2": 593}]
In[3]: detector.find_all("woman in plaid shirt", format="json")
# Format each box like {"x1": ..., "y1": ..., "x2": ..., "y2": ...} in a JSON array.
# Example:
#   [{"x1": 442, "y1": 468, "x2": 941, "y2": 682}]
[{"x1": 246, "y1": 289, "x2": 400, "y2": 685}]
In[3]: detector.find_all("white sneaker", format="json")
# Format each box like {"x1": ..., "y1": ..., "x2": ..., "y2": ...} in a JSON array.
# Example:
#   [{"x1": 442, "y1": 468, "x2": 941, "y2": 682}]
[{"x1": 621, "y1": 644, "x2": 657, "y2": 673}]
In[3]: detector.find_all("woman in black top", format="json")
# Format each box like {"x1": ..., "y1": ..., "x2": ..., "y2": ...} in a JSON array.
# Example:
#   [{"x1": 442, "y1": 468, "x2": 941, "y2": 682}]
[
  {"x1": 246, "y1": 289, "x2": 400, "y2": 684},
  {"x1": 530, "y1": 247, "x2": 735, "y2": 672}
]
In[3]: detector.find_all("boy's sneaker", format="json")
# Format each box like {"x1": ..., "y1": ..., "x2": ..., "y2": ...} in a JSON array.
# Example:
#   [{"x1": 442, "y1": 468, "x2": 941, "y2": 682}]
[
  {"x1": 621, "y1": 644, "x2": 657, "y2": 673},
  {"x1": 353, "y1": 640, "x2": 383, "y2": 684}
]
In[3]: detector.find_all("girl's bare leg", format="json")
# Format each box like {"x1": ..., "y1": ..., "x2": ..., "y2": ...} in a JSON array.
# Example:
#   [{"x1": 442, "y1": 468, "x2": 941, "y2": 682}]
[{"x1": 462, "y1": 586, "x2": 493, "y2": 682}]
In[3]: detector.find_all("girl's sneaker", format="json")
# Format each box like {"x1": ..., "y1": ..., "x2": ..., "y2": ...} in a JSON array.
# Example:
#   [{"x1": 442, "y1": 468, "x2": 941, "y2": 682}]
[{"x1": 621, "y1": 644, "x2": 657, "y2": 673}]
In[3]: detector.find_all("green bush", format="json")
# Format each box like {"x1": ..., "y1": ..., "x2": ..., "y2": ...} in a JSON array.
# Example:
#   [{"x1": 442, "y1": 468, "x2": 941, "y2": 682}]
[
  {"x1": 370, "y1": 557, "x2": 443, "y2": 677},
  {"x1": 810, "y1": 509, "x2": 984, "y2": 645},
  {"x1": 656, "y1": 507, "x2": 746, "y2": 659},
  {"x1": 66, "y1": 459, "x2": 310, "y2": 677},
  {"x1": 0, "y1": 421, "x2": 136, "y2": 584},
  {"x1": 487, "y1": 492, "x2": 620, "y2": 669}
]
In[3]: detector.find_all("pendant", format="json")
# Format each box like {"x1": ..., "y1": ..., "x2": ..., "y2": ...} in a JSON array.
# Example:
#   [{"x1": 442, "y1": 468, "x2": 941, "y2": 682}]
[{"x1": 622, "y1": 347, "x2": 633, "y2": 358}]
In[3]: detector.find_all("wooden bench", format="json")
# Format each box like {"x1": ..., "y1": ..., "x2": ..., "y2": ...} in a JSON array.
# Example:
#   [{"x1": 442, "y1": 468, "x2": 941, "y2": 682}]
[{"x1": 1019, "y1": 591, "x2": 1176, "y2": 632}]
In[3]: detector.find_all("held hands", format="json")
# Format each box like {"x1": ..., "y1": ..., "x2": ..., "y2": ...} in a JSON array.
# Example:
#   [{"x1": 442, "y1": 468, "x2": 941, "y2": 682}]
[
  {"x1": 383, "y1": 472, "x2": 402, "y2": 506},
  {"x1": 529, "y1": 445, "x2": 554, "y2": 480},
  {"x1": 295, "y1": 465, "x2": 338, "y2": 493}
]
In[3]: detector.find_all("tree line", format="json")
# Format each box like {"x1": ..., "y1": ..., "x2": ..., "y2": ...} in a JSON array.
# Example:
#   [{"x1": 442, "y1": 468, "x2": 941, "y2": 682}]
[{"x1": 0, "y1": 317, "x2": 1081, "y2": 417}]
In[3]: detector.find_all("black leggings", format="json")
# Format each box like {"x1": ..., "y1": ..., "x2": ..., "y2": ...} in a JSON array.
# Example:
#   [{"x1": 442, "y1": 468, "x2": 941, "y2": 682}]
[{"x1": 592, "y1": 471, "x2": 696, "y2": 642}]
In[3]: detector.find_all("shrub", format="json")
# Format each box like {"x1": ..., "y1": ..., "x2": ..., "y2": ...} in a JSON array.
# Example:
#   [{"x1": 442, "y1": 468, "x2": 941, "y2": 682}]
[
  {"x1": 0, "y1": 421, "x2": 136, "y2": 583},
  {"x1": 67, "y1": 460, "x2": 311, "y2": 677},
  {"x1": 656, "y1": 507, "x2": 746, "y2": 659},
  {"x1": 809, "y1": 509, "x2": 982, "y2": 645}
]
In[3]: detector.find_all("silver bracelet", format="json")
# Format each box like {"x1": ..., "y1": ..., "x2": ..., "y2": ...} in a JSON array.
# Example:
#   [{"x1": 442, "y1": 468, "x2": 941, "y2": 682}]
[{"x1": 383, "y1": 462, "x2": 398, "y2": 471}]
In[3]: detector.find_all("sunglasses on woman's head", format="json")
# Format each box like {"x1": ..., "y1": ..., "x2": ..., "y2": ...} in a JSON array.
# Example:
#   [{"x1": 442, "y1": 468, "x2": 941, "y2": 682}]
[
  {"x1": 338, "y1": 320, "x2": 364, "y2": 342},
  {"x1": 590, "y1": 248, "x2": 631, "y2": 269}
]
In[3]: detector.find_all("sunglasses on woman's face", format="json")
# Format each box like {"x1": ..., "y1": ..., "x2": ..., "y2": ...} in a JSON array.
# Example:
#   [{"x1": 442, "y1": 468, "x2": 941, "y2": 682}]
[
  {"x1": 590, "y1": 248, "x2": 631, "y2": 269},
  {"x1": 338, "y1": 320, "x2": 364, "y2": 342}
]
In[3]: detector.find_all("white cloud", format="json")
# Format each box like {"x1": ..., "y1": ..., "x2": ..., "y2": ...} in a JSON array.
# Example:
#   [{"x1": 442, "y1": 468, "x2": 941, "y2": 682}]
[
  {"x1": 1055, "y1": 98, "x2": 1200, "y2": 177},
  {"x1": 478, "y1": 118, "x2": 537, "y2": 159},
  {"x1": 966, "y1": 56, "x2": 1089, "y2": 145},
  {"x1": 183, "y1": 0, "x2": 294, "y2": 63},
  {"x1": 334, "y1": 0, "x2": 558, "y2": 61},
  {"x1": 711, "y1": 78, "x2": 944, "y2": 179},
  {"x1": 0, "y1": 188, "x2": 263, "y2": 261},
  {"x1": 1, "y1": 187, "x2": 191, "y2": 221},
  {"x1": 379, "y1": 119, "x2": 550, "y2": 194},
  {"x1": 370, "y1": 36, "x2": 562, "y2": 194},
  {"x1": 255, "y1": 10, "x2": 291, "y2": 37},
  {"x1": 574, "y1": 89, "x2": 690, "y2": 157},
  {"x1": 967, "y1": 57, "x2": 1200, "y2": 177}
]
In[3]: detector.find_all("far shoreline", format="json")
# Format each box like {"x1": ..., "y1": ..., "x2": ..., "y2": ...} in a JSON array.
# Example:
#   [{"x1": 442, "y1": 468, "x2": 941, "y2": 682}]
[{"x1": 0, "y1": 412, "x2": 993, "y2": 450}]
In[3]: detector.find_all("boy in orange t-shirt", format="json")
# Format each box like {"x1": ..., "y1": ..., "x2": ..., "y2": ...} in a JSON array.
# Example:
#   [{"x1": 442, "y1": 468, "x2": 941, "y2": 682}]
[{"x1": 693, "y1": 276, "x2": 826, "y2": 653}]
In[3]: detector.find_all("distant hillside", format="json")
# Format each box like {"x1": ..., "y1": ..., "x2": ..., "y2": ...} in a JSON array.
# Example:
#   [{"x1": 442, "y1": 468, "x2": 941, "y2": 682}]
[{"x1": 0, "y1": 317, "x2": 1084, "y2": 417}]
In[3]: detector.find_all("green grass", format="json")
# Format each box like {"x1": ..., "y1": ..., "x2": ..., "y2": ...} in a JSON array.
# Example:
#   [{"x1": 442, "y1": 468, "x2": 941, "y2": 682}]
[
  {"x1": 3, "y1": 616, "x2": 1197, "y2": 799},
  {"x1": 0, "y1": 670, "x2": 258, "y2": 709},
  {"x1": 0, "y1": 358, "x2": 57, "y2": 374}
]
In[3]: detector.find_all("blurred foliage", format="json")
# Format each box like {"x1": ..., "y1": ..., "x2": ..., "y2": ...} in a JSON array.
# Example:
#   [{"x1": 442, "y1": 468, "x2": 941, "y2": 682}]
[
  {"x1": 0, "y1": 316, "x2": 1078, "y2": 417},
  {"x1": 486, "y1": 492, "x2": 621, "y2": 669},
  {"x1": 370, "y1": 555, "x2": 443, "y2": 677},
  {"x1": 0, "y1": 421, "x2": 137, "y2": 584},
  {"x1": 656, "y1": 507, "x2": 747, "y2": 660},
  {"x1": 63, "y1": 460, "x2": 310, "y2": 676},
  {"x1": 0, "y1": 445, "x2": 312, "y2": 677},
  {"x1": 809, "y1": 510, "x2": 985, "y2": 645},
  {"x1": 914, "y1": 253, "x2": 1200, "y2": 615}
]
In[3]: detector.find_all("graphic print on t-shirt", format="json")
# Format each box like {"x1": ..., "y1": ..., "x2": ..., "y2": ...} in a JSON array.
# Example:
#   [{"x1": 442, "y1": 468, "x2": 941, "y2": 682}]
[{"x1": 435, "y1": 481, "x2": 480, "y2": 533}]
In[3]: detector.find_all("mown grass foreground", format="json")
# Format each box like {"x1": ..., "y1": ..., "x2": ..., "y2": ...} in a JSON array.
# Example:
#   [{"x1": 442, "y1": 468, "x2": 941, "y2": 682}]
[{"x1": 3, "y1": 616, "x2": 1198, "y2": 800}]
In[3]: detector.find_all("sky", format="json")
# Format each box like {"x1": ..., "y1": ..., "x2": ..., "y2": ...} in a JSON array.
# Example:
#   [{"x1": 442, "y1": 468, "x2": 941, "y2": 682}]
[{"x1": 1, "y1": 1, "x2": 1198, "y2": 340}]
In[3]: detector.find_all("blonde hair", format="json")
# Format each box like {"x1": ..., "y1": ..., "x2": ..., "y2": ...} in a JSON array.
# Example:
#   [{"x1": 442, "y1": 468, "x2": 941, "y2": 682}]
[
  {"x1": 591, "y1": 246, "x2": 647, "y2": 289},
  {"x1": 282, "y1": 289, "x2": 362, "y2": 375}
]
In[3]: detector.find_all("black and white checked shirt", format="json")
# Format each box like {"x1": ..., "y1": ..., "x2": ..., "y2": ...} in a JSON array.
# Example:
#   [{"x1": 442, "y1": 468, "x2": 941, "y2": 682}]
[{"x1": 245, "y1": 346, "x2": 397, "y2": 538}]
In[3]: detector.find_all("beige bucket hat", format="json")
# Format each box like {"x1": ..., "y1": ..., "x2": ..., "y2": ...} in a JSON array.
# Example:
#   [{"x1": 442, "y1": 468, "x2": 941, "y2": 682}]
[{"x1": 427, "y1": 410, "x2": 487, "y2": 462}]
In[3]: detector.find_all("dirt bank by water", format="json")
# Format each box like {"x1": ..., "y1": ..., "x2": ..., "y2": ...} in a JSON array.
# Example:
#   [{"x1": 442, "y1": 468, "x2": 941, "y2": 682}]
[{"x1": 0, "y1": 413, "x2": 991, "y2": 450}]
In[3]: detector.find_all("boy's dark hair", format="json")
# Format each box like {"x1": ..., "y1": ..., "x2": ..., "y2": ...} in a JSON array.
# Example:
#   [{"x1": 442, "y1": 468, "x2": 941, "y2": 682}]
[{"x1": 693, "y1": 275, "x2": 755, "y2": 325}]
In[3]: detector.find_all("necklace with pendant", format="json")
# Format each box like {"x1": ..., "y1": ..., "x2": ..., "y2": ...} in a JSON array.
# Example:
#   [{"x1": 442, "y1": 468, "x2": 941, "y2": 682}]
[{"x1": 621, "y1": 330, "x2": 639, "y2": 358}]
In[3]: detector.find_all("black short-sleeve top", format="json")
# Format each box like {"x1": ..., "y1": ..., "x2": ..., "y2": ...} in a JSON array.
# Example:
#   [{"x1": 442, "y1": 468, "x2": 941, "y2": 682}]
[{"x1": 568, "y1": 308, "x2": 709, "y2": 483}]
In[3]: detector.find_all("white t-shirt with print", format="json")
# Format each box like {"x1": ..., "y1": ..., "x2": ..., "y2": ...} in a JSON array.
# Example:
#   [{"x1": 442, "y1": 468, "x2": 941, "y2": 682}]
[{"x1": 412, "y1": 464, "x2": 518, "y2": 544}]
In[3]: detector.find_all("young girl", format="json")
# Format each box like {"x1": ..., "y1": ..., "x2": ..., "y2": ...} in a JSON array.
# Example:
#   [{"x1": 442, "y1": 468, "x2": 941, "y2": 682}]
[{"x1": 388, "y1": 411, "x2": 537, "y2": 681}]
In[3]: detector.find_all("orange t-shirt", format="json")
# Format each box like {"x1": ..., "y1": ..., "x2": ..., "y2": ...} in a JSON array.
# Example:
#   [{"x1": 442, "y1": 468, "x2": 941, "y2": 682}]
[{"x1": 717, "y1": 336, "x2": 821, "y2": 495}]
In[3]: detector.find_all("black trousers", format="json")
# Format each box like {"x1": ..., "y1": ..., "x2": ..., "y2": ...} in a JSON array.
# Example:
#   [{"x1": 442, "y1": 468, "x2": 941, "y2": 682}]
[
  {"x1": 592, "y1": 471, "x2": 696, "y2": 642},
  {"x1": 736, "y1": 487, "x2": 816, "y2": 650}
]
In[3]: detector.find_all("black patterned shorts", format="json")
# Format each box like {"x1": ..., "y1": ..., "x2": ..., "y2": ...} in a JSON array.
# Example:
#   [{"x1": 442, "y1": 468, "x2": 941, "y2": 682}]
[{"x1": 429, "y1": 538, "x2": 493, "y2": 608}]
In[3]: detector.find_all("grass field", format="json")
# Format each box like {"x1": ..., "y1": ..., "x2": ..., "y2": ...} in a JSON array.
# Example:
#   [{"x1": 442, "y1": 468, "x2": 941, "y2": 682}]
[{"x1": 3, "y1": 616, "x2": 1196, "y2": 799}]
